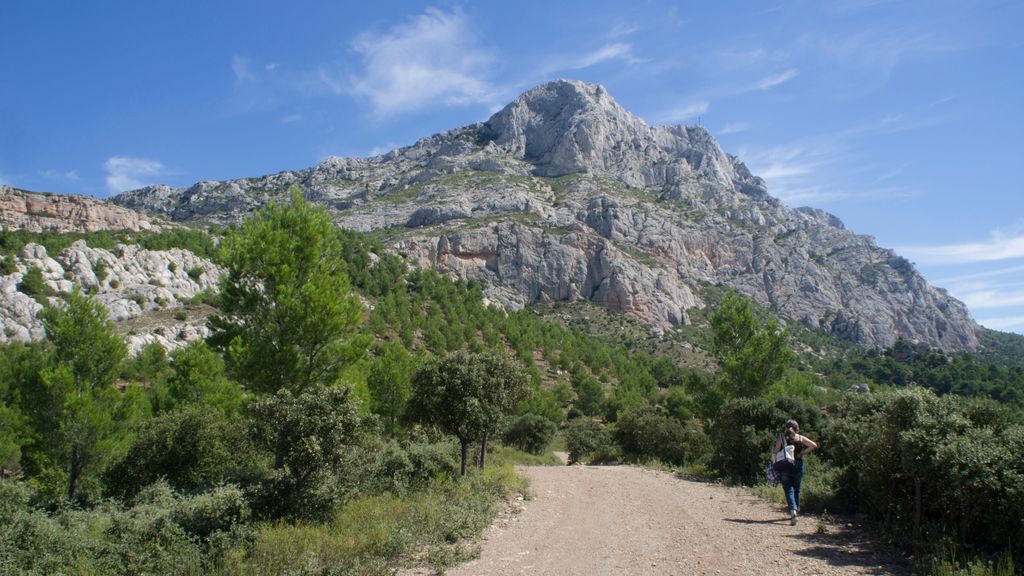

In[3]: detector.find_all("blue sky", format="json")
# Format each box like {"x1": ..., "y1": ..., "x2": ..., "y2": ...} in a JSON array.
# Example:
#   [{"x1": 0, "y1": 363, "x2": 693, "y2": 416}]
[{"x1": 3, "y1": 1, "x2": 1023, "y2": 333}]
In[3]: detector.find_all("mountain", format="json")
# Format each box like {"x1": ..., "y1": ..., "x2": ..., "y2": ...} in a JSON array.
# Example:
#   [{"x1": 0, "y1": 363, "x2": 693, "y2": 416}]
[{"x1": 112, "y1": 80, "x2": 978, "y2": 351}]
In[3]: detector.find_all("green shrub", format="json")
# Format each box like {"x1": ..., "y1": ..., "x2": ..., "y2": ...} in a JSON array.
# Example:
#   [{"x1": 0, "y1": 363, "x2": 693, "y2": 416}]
[
  {"x1": 104, "y1": 407, "x2": 260, "y2": 499},
  {"x1": 16, "y1": 266, "x2": 53, "y2": 303},
  {"x1": 93, "y1": 259, "x2": 109, "y2": 282},
  {"x1": 187, "y1": 266, "x2": 204, "y2": 281},
  {"x1": 0, "y1": 479, "x2": 241, "y2": 576},
  {"x1": 828, "y1": 388, "x2": 1024, "y2": 559},
  {"x1": 708, "y1": 396, "x2": 821, "y2": 483},
  {"x1": 613, "y1": 404, "x2": 705, "y2": 466},
  {"x1": 564, "y1": 418, "x2": 615, "y2": 464},
  {"x1": 249, "y1": 386, "x2": 361, "y2": 521},
  {"x1": 503, "y1": 413, "x2": 557, "y2": 454},
  {"x1": 0, "y1": 255, "x2": 16, "y2": 275}
]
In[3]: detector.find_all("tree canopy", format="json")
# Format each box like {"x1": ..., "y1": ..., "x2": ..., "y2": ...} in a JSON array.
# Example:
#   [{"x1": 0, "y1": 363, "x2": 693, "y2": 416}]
[{"x1": 210, "y1": 188, "x2": 365, "y2": 394}]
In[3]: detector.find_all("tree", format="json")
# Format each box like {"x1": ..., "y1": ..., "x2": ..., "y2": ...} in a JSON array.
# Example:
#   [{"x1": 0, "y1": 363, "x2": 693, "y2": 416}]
[
  {"x1": 249, "y1": 385, "x2": 360, "y2": 520},
  {"x1": 406, "y1": 351, "x2": 528, "y2": 476},
  {"x1": 40, "y1": 288, "x2": 129, "y2": 501},
  {"x1": 155, "y1": 341, "x2": 244, "y2": 416},
  {"x1": 366, "y1": 342, "x2": 418, "y2": 436},
  {"x1": 210, "y1": 187, "x2": 365, "y2": 396},
  {"x1": 709, "y1": 290, "x2": 795, "y2": 398}
]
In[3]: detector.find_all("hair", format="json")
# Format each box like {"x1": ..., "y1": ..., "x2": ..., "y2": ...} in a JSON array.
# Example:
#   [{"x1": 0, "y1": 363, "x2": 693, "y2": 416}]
[
  {"x1": 784, "y1": 428, "x2": 799, "y2": 444},
  {"x1": 784, "y1": 419, "x2": 800, "y2": 433}
]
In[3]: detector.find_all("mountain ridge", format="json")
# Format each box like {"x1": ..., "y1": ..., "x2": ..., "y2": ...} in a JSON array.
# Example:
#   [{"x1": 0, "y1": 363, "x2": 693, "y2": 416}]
[{"x1": 110, "y1": 79, "x2": 978, "y2": 351}]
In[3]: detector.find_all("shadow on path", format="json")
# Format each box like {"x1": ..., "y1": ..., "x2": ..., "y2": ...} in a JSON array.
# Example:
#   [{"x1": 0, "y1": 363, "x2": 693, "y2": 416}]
[
  {"x1": 723, "y1": 517, "x2": 792, "y2": 526},
  {"x1": 786, "y1": 527, "x2": 911, "y2": 575}
]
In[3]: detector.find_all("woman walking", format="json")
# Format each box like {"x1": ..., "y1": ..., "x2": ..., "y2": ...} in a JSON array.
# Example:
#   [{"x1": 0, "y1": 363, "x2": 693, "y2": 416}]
[{"x1": 774, "y1": 419, "x2": 818, "y2": 525}]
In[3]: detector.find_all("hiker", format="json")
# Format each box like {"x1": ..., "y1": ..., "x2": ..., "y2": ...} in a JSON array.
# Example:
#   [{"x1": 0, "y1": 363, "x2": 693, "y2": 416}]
[{"x1": 774, "y1": 419, "x2": 817, "y2": 525}]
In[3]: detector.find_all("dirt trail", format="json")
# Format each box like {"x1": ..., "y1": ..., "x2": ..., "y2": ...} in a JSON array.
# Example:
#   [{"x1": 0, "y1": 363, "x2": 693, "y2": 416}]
[{"x1": 446, "y1": 465, "x2": 907, "y2": 576}]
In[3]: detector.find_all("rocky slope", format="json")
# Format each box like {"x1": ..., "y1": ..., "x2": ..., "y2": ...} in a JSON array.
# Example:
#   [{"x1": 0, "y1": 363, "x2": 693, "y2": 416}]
[
  {"x1": 0, "y1": 185, "x2": 164, "y2": 233},
  {"x1": 1, "y1": 240, "x2": 220, "y2": 354},
  {"x1": 112, "y1": 80, "x2": 978, "y2": 351}
]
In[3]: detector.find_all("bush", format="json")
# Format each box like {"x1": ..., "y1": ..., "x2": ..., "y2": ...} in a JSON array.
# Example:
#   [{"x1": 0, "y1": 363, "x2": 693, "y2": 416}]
[
  {"x1": 708, "y1": 396, "x2": 821, "y2": 483},
  {"x1": 16, "y1": 266, "x2": 53, "y2": 303},
  {"x1": 338, "y1": 436, "x2": 459, "y2": 496},
  {"x1": 503, "y1": 413, "x2": 557, "y2": 454},
  {"x1": 104, "y1": 407, "x2": 260, "y2": 499},
  {"x1": 0, "y1": 479, "x2": 245, "y2": 576},
  {"x1": 828, "y1": 388, "x2": 1024, "y2": 558},
  {"x1": 613, "y1": 404, "x2": 705, "y2": 466},
  {"x1": 249, "y1": 386, "x2": 361, "y2": 521},
  {"x1": 564, "y1": 418, "x2": 615, "y2": 464}
]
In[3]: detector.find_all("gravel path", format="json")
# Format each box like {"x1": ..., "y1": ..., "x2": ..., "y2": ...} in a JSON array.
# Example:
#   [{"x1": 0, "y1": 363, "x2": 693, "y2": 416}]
[{"x1": 446, "y1": 465, "x2": 907, "y2": 576}]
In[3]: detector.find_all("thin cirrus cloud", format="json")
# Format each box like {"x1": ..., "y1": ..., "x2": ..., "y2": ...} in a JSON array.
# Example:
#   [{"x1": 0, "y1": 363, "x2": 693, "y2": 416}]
[
  {"x1": 750, "y1": 67, "x2": 799, "y2": 91},
  {"x1": 977, "y1": 313, "x2": 1024, "y2": 331},
  {"x1": 657, "y1": 101, "x2": 709, "y2": 124},
  {"x1": 899, "y1": 232, "x2": 1024, "y2": 266},
  {"x1": 561, "y1": 42, "x2": 643, "y2": 70},
  {"x1": 718, "y1": 122, "x2": 751, "y2": 135},
  {"x1": 40, "y1": 169, "x2": 80, "y2": 182},
  {"x1": 232, "y1": 55, "x2": 256, "y2": 82},
  {"x1": 104, "y1": 156, "x2": 165, "y2": 194},
  {"x1": 335, "y1": 7, "x2": 499, "y2": 117}
]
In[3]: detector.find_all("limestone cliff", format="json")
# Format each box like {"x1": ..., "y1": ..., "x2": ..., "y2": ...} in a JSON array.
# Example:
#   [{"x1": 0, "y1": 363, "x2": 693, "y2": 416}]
[{"x1": 111, "y1": 80, "x2": 978, "y2": 351}]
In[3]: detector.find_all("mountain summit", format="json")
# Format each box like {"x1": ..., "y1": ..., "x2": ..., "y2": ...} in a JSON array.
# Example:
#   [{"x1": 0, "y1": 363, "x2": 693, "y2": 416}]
[
  {"x1": 113, "y1": 80, "x2": 979, "y2": 351},
  {"x1": 482, "y1": 80, "x2": 768, "y2": 197}
]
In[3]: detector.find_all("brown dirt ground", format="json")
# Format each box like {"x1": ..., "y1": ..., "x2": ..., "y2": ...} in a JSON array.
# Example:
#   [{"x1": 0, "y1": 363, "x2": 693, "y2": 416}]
[{"x1": 443, "y1": 464, "x2": 909, "y2": 576}]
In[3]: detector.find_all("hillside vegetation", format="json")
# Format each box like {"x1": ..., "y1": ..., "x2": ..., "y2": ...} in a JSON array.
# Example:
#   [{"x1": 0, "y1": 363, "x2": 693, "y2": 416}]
[{"x1": 1, "y1": 192, "x2": 1022, "y2": 575}]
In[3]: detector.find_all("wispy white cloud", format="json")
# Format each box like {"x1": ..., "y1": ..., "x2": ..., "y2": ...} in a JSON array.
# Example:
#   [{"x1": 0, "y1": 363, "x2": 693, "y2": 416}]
[
  {"x1": 750, "y1": 67, "x2": 800, "y2": 91},
  {"x1": 899, "y1": 231, "x2": 1024, "y2": 266},
  {"x1": 104, "y1": 156, "x2": 165, "y2": 194},
  {"x1": 40, "y1": 169, "x2": 80, "y2": 182},
  {"x1": 568, "y1": 42, "x2": 642, "y2": 69},
  {"x1": 658, "y1": 101, "x2": 709, "y2": 123},
  {"x1": 607, "y1": 22, "x2": 641, "y2": 38},
  {"x1": 339, "y1": 8, "x2": 497, "y2": 117},
  {"x1": 976, "y1": 314, "x2": 1024, "y2": 332},
  {"x1": 715, "y1": 48, "x2": 788, "y2": 66},
  {"x1": 803, "y1": 29, "x2": 960, "y2": 79},
  {"x1": 232, "y1": 55, "x2": 255, "y2": 81},
  {"x1": 718, "y1": 122, "x2": 750, "y2": 135},
  {"x1": 959, "y1": 289, "x2": 1024, "y2": 310},
  {"x1": 935, "y1": 263, "x2": 1024, "y2": 287},
  {"x1": 538, "y1": 42, "x2": 646, "y2": 77},
  {"x1": 280, "y1": 114, "x2": 304, "y2": 124}
]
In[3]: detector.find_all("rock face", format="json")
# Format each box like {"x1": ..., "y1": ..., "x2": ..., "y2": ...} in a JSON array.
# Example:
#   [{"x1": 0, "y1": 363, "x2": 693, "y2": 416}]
[
  {"x1": 0, "y1": 186, "x2": 164, "y2": 233},
  {"x1": 111, "y1": 79, "x2": 979, "y2": 351},
  {"x1": 0, "y1": 241, "x2": 221, "y2": 354}
]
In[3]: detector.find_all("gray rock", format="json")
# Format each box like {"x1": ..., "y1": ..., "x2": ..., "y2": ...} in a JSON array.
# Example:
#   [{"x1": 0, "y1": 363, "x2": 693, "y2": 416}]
[{"x1": 107, "y1": 80, "x2": 980, "y2": 351}]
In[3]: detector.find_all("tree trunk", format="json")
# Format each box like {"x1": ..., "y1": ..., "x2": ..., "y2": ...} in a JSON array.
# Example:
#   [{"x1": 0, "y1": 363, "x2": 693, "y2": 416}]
[
  {"x1": 459, "y1": 439, "x2": 469, "y2": 477},
  {"x1": 479, "y1": 431, "x2": 488, "y2": 468},
  {"x1": 274, "y1": 427, "x2": 286, "y2": 470},
  {"x1": 67, "y1": 443, "x2": 81, "y2": 501}
]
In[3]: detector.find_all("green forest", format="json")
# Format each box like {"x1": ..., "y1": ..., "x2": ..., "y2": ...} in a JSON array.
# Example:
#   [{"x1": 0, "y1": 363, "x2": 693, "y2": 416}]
[{"x1": 1, "y1": 191, "x2": 1022, "y2": 575}]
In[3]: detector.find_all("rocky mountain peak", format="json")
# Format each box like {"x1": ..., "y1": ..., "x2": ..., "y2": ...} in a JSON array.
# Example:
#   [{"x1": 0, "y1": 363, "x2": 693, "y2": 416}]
[{"x1": 103, "y1": 80, "x2": 981, "y2": 351}]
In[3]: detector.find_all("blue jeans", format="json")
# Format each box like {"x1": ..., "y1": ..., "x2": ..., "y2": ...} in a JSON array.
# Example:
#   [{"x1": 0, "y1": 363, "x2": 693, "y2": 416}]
[{"x1": 778, "y1": 458, "x2": 804, "y2": 513}]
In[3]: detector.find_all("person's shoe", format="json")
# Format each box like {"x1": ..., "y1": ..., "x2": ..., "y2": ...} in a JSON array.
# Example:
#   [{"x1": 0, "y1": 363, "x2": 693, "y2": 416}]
[{"x1": 790, "y1": 510, "x2": 798, "y2": 526}]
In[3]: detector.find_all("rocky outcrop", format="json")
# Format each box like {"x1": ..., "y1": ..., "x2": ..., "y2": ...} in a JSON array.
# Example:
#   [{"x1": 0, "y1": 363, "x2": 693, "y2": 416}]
[
  {"x1": 0, "y1": 186, "x2": 165, "y2": 233},
  {"x1": 0, "y1": 241, "x2": 221, "y2": 354},
  {"x1": 110, "y1": 80, "x2": 980, "y2": 351}
]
